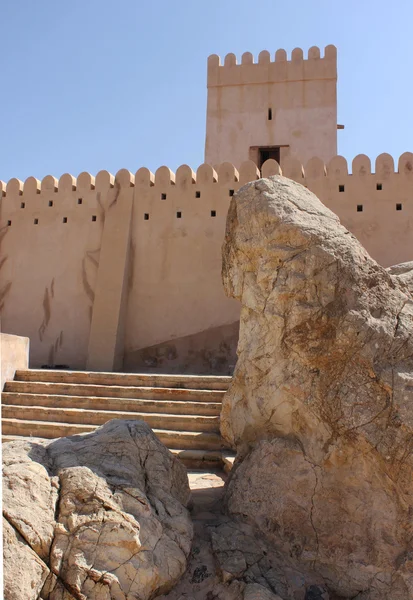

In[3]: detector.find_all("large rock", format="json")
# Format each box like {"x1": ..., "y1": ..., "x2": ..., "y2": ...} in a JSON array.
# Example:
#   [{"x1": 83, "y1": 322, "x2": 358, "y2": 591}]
[
  {"x1": 221, "y1": 175, "x2": 413, "y2": 599},
  {"x1": 3, "y1": 420, "x2": 192, "y2": 600}
]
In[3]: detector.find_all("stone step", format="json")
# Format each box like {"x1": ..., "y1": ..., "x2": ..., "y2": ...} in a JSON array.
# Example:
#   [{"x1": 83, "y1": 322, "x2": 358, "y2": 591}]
[
  {"x1": 171, "y1": 449, "x2": 231, "y2": 469},
  {"x1": 14, "y1": 370, "x2": 232, "y2": 390},
  {"x1": 1, "y1": 393, "x2": 221, "y2": 416},
  {"x1": 1, "y1": 435, "x2": 235, "y2": 470},
  {"x1": 4, "y1": 381, "x2": 224, "y2": 402},
  {"x1": 2, "y1": 405, "x2": 219, "y2": 432},
  {"x1": 2, "y1": 419, "x2": 228, "y2": 450}
]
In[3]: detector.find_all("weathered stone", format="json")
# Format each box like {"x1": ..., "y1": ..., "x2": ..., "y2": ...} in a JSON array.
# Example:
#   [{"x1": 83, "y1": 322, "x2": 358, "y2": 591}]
[
  {"x1": 3, "y1": 517, "x2": 50, "y2": 600},
  {"x1": 3, "y1": 439, "x2": 58, "y2": 560},
  {"x1": 155, "y1": 471, "x2": 248, "y2": 600},
  {"x1": 210, "y1": 520, "x2": 327, "y2": 599},
  {"x1": 3, "y1": 420, "x2": 192, "y2": 600},
  {"x1": 304, "y1": 585, "x2": 329, "y2": 600},
  {"x1": 244, "y1": 583, "x2": 284, "y2": 600},
  {"x1": 221, "y1": 175, "x2": 413, "y2": 598}
]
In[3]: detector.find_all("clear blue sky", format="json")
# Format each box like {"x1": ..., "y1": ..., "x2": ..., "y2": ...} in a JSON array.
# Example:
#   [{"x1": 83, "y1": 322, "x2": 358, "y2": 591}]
[{"x1": 1, "y1": 0, "x2": 412, "y2": 182}]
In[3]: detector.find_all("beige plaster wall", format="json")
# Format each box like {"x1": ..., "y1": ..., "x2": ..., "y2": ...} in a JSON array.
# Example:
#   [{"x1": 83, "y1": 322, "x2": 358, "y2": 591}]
[
  {"x1": 123, "y1": 163, "x2": 249, "y2": 371},
  {"x1": 205, "y1": 46, "x2": 338, "y2": 168},
  {"x1": 1, "y1": 154, "x2": 413, "y2": 373},
  {"x1": 1, "y1": 332, "x2": 29, "y2": 390},
  {"x1": 284, "y1": 152, "x2": 413, "y2": 268},
  {"x1": 0, "y1": 171, "x2": 112, "y2": 369}
]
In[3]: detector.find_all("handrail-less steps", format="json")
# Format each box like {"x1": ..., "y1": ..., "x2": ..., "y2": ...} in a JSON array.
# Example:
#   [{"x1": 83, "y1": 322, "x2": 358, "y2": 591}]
[{"x1": 2, "y1": 369, "x2": 235, "y2": 470}]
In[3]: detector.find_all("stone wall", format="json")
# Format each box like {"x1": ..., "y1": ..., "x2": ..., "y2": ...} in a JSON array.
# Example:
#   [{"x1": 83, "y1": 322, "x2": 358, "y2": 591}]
[{"x1": 1, "y1": 154, "x2": 413, "y2": 373}]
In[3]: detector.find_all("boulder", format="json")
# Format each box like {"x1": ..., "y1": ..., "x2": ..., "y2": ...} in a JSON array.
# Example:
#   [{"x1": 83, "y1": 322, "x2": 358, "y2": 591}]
[
  {"x1": 3, "y1": 420, "x2": 192, "y2": 600},
  {"x1": 221, "y1": 175, "x2": 413, "y2": 598}
]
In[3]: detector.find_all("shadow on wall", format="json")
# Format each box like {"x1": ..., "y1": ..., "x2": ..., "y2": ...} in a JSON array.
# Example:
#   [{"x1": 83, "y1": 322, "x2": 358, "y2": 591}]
[{"x1": 123, "y1": 321, "x2": 239, "y2": 375}]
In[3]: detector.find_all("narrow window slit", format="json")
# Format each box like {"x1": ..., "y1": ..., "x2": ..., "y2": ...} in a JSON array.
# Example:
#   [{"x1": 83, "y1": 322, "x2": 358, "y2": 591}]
[
  {"x1": 176, "y1": 211, "x2": 182, "y2": 219},
  {"x1": 268, "y1": 108, "x2": 272, "y2": 121},
  {"x1": 144, "y1": 213, "x2": 149, "y2": 220},
  {"x1": 92, "y1": 215, "x2": 97, "y2": 222},
  {"x1": 34, "y1": 218, "x2": 39, "y2": 224},
  {"x1": 7, "y1": 220, "x2": 11, "y2": 226},
  {"x1": 377, "y1": 183, "x2": 382, "y2": 191},
  {"x1": 229, "y1": 189, "x2": 234, "y2": 196},
  {"x1": 211, "y1": 210, "x2": 216, "y2": 217},
  {"x1": 357, "y1": 205, "x2": 363, "y2": 212},
  {"x1": 20, "y1": 202, "x2": 25, "y2": 209},
  {"x1": 63, "y1": 217, "x2": 68, "y2": 223},
  {"x1": 49, "y1": 201, "x2": 53, "y2": 207},
  {"x1": 161, "y1": 193, "x2": 167, "y2": 200},
  {"x1": 195, "y1": 191, "x2": 201, "y2": 198},
  {"x1": 339, "y1": 185, "x2": 345, "y2": 192},
  {"x1": 396, "y1": 203, "x2": 402, "y2": 211},
  {"x1": 78, "y1": 198, "x2": 83, "y2": 205}
]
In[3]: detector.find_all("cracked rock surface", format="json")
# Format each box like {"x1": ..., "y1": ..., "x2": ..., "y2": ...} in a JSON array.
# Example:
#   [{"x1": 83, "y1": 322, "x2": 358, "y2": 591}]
[
  {"x1": 221, "y1": 175, "x2": 413, "y2": 599},
  {"x1": 3, "y1": 420, "x2": 193, "y2": 600}
]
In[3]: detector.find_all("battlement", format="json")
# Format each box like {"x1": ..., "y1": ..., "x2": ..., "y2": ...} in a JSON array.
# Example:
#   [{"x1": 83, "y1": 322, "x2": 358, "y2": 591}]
[
  {"x1": 3, "y1": 152, "x2": 413, "y2": 202},
  {"x1": 207, "y1": 45, "x2": 337, "y2": 87},
  {"x1": 0, "y1": 162, "x2": 263, "y2": 201}
]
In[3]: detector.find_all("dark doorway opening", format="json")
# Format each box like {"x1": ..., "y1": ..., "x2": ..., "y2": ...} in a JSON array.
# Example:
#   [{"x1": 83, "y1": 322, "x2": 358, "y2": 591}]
[{"x1": 258, "y1": 146, "x2": 281, "y2": 169}]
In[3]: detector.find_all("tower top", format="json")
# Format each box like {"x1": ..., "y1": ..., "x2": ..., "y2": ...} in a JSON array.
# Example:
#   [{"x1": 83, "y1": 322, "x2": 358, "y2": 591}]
[{"x1": 207, "y1": 45, "x2": 337, "y2": 88}]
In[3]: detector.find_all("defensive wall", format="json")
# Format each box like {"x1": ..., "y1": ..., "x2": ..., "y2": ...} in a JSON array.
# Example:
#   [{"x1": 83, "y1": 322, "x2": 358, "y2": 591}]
[{"x1": 1, "y1": 153, "x2": 413, "y2": 374}]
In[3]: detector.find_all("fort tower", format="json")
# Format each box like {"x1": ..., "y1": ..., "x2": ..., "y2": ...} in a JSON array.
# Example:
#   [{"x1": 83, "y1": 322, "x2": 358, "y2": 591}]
[{"x1": 205, "y1": 46, "x2": 338, "y2": 168}]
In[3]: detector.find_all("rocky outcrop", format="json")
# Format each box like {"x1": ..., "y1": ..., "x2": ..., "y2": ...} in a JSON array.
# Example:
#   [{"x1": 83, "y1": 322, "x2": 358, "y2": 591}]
[
  {"x1": 221, "y1": 175, "x2": 413, "y2": 599},
  {"x1": 3, "y1": 420, "x2": 192, "y2": 600}
]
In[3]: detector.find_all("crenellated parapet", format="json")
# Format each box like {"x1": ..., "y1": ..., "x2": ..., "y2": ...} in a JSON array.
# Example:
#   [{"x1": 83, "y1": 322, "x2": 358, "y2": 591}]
[
  {"x1": 281, "y1": 152, "x2": 413, "y2": 181},
  {"x1": 0, "y1": 162, "x2": 269, "y2": 201},
  {"x1": 2, "y1": 153, "x2": 413, "y2": 203},
  {"x1": 2, "y1": 170, "x2": 109, "y2": 199},
  {"x1": 207, "y1": 45, "x2": 337, "y2": 87}
]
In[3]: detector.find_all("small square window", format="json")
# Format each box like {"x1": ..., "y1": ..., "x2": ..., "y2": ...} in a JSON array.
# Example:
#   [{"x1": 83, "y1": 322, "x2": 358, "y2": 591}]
[
  {"x1": 49, "y1": 201, "x2": 53, "y2": 207},
  {"x1": 195, "y1": 191, "x2": 201, "y2": 198},
  {"x1": 339, "y1": 185, "x2": 345, "y2": 192},
  {"x1": 92, "y1": 215, "x2": 97, "y2": 222},
  {"x1": 176, "y1": 211, "x2": 182, "y2": 219},
  {"x1": 78, "y1": 198, "x2": 83, "y2": 205},
  {"x1": 63, "y1": 217, "x2": 68, "y2": 223},
  {"x1": 229, "y1": 189, "x2": 234, "y2": 196},
  {"x1": 20, "y1": 202, "x2": 25, "y2": 209},
  {"x1": 211, "y1": 210, "x2": 216, "y2": 217},
  {"x1": 396, "y1": 203, "x2": 402, "y2": 211},
  {"x1": 34, "y1": 218, "x2": 39, "y2": 224},
  {"x1": 144, "y1": 213, "x2": 149, "y2": 220},
  {"x1": 357, "y1": 205, "x2": 363, "y2": 212},
  {"x1": 7, "y1": 220, "x2": 11, "y2": 226},
  {"x1": 161, "y1": 193, "x2": 167, "y2": 200},
  {"x1": 377, "y1": 183, "x2": 382, "y2": 191}
]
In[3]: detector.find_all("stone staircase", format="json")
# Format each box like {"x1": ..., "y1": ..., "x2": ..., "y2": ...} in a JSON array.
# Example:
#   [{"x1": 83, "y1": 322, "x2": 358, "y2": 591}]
[{"x1": 1, "y1": 370, "x2": 235, "y2": 470}]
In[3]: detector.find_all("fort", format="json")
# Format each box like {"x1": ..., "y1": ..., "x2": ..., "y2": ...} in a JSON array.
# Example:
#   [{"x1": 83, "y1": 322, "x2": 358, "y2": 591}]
[
  {"x1": 4, "y1": 45, "x2": 413, "y2": 600},
  {"x1": 1, "y1": 45, "x2": 413, "y2": 375}
]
